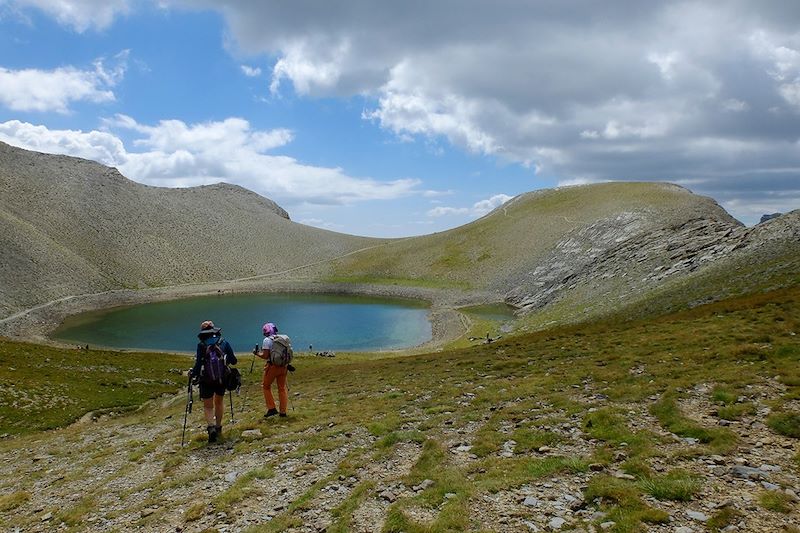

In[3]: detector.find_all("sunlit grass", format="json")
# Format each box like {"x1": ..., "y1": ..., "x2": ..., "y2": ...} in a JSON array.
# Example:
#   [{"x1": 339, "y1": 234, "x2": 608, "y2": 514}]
[
  {"x1": 638, "y1": 469, "x2": 702, "y2": 501},
  {"x1": 759, "y1": 490, "x2": 794, "y2": 513},
  {"x1": 2, "y1": 284, "x2": 800, "y2": 531},
  {"x1": 0, "y1": 338, "x2": 186, "y2": 434},
  {"x1": 584, "y1": 474, "x2": 670, "y2": 531},
  {"x1": 650, "y1": 393, "x2": 737, "y2": 454},
  {"x1": 767, "y1": 411, "x2": 800, "y2": 438},
  {"x1": 0, "y1": 491, "x2": 29, "y2": 512}
]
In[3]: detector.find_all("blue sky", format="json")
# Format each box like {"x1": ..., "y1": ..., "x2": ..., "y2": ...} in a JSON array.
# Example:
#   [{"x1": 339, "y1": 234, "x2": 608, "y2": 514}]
[{"x1": 1, "y1": 2, "x2": 799, "y2": 236}]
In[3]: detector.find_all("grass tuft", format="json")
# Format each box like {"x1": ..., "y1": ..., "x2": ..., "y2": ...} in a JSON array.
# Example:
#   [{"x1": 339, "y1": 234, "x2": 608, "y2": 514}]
[
  {"x1": 710, "y1": 385, "x2": 739, "y2": 405},
  {"x1": 327, "y1": 481, "x2": 374, "y2": 533},
  {"x1": 475, "y1": 455, "x2": 588, "y2": 493},
  {"x1": 759, "y1": 490, "x2": 794, "y2": 513},
  {"x1": 584, "y1": 474, "x2": 670, "y2": 530},
  {"x1": 215, "y1": 466, "x2": 274, "y2": 512},
  {"x1": 707, "y1": 506, "x2": 740, "y2": 532},
  {"x1": 584, "y1": 408, "x2": 652, "y2": 457},
  {"x1": 0, "y1": 491, "x2": 29, "y2": 512},
  {"x1": 717, "y1": 403, "x2": 756, "y2": 421},
  {"x1": 184, "y1": 502, "x2": 206, "y2": 523},
  {"x1": 650, "y1": 392, "x2": 737, "y2": 453},
  {"x1": 638, "y1": 469, "x2": 702, "y2": 501},
  {"x1": 767, "y1": 411, "x2": 800, "y2": 438}
]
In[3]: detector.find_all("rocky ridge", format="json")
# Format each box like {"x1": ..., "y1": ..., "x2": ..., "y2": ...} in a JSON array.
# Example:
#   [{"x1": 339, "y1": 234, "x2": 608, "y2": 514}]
[{"x1": 506, "y1": 210, "x2": 800, "y2": 317}]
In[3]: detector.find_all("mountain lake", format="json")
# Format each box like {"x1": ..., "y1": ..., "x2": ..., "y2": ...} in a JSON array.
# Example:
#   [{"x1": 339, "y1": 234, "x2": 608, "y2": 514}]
[{"x1": 52, "y1": 293, "x2": 432, "y2": 353}]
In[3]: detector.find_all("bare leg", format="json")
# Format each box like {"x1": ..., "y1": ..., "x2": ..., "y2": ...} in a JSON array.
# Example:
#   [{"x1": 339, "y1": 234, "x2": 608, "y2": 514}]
[
  {"x1": 214, "y1": 394, "x2": 224, "y2": 427},
  {"x1": 203, "y1": 397, "x2": 215, "y2": 426}
]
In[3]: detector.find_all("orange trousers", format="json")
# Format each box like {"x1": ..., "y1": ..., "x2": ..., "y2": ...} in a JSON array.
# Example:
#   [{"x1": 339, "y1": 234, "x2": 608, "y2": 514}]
[{"x1": 262, "y1": 364, "x2": 288, "y2": 414}]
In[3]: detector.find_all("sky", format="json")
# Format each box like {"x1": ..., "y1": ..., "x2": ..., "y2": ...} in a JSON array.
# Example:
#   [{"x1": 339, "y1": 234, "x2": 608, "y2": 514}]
[{"x1": 0, "y1": 1, "x2": 799, "y2": 237}]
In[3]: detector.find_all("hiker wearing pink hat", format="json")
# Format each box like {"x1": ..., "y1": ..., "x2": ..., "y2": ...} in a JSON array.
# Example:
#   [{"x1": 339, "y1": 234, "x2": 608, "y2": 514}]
[{"x1": 253, "y1": 322, "x2": 293, "y2": 418}]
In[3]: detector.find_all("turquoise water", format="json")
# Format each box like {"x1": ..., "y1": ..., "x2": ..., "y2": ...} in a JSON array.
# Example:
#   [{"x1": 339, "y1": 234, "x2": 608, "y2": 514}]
[{"x1": 52, "y1": 293, "x2": 432, "y2": 353}]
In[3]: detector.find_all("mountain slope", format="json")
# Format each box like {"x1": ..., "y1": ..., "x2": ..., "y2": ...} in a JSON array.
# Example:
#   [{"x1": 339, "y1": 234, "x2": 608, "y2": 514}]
[
  {"x1": 0, "y1": 141, "x2": 381, "y2": 317},
  {"x1": 331, "y1": 182, "x2": 746, "y2": 296},
  {"x1": 1, "y1": 141, "x2": 798, "y2": 337}
]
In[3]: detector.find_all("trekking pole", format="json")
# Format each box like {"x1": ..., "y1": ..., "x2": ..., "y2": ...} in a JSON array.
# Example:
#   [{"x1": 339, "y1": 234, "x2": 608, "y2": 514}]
[
  {"x1": 181, "y1": 373, "x2": 194, "y2": 447},
  {"x1": 241, "y1": 344, "x2": 258, "y2": 413}
]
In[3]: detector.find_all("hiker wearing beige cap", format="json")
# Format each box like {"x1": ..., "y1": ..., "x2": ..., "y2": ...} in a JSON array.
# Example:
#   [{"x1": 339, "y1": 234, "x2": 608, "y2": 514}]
[{"x1": 190, "y1": 320, "x2": 237, "y2": 442}]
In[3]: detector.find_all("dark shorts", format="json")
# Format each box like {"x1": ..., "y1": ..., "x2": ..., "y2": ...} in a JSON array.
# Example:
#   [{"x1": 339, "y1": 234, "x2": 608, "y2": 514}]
[{"x1": 199, "y1": 381, "x2": 226, "y2": 399}]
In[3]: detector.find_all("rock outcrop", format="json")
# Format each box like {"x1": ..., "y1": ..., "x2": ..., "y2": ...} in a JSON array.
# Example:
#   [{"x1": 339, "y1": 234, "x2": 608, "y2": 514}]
[{"x1": 507, "y1": 209, "x2": 800, "y2": 317}]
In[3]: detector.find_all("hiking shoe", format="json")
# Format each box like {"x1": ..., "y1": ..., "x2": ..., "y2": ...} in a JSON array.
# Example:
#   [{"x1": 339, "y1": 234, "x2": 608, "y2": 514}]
[
  {"x1": 279, "y1": 413, "x2": 288, "y2": 418},
  {"x1": 207, "y1": 425, "x2": 218, "y2": 443},
  {"x1": 215, "y1": 425, "x2": 222, "y2": 439},
  {"x1": 264, "y1": 408, "x2": 279, "y2": 418}
]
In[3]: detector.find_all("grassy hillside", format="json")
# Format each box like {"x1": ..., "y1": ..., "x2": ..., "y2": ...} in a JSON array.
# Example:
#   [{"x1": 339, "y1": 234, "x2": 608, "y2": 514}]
[
  {"x1": 0, "y1": 340, "x2": 187, "y2": 434},
  {"x1": 329, "y1": 182, "x2": 737, "y2": 292},
  {"x1": 1, "y1": 286, "x2": 798, "y2": 532}
]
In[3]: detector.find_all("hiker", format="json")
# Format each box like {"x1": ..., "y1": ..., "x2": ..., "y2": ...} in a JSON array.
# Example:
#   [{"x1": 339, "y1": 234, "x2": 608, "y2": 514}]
[
  {"x1": 190, "y1": 320, "x2": 237, "y2": 442},
  {"x1": 253, "y1": 322, "x2": 293, "y2": 418}
]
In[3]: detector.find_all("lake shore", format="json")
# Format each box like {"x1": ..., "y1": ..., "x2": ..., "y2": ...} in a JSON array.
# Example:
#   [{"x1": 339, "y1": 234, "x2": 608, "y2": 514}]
[{"x1": 0, "y1": 277, "x2": 506, "y2": 353}]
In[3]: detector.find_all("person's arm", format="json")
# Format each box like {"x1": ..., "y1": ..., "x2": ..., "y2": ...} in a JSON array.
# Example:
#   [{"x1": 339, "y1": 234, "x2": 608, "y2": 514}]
[
  {"x1": 255, "y1": 337, "x2": 272, "y2": 360},
  {"x1": 223, "y1": 340, "x2": 237, "y2": 365},
  {"x1": 190, "y1": 344, "x2": 203, "y2": 377}
]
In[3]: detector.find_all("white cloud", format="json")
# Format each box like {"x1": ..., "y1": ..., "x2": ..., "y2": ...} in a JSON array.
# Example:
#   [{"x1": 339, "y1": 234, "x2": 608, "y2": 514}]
[
  {"x1": 106, "y1": 114, "x2": 293, "y2": 153},
  {"x1": 648, "y1": 51, "x2": 681, "y2": 81},
  {"x1": 749, "y1": 30, "x2": 800, "y2": 82},
  {"x1": 0, "y1": 52, "x2": 127, "y2": 113},
  {"x1": 166, "y1": 1, "x2": 800, "y2": 217},
  {"x1": 11, "y1": 1, "x2": 800, "y2": 221},
  {"x1": 421, "y1": 189, "x2": 454, "y2": 198},
  {"x1": 270, "y1": 40, "x2": 349, "y2": 95},
  {"x1": 779, "y1": 83, "x2": 800, "y2": 110},
  {"x1": 365, "y1": 88, "x2": 500, "y2": 156},
  {"x1": 557, "y1": 177, "x2": 600, "y2": 188},
  {"x1": 0, "y1": 119, "x2": 127, "y2": 164},
  {"x1": 240, "y1": 65, "x2": 261, "y2": 77},
  {"x1": 0, "y1": 118, "x2": 421, "y2": 206},
  {"x1": 427, "y1": 194, "x2": 512, "y2": 218},
  {"x1": 473, "y1": 194, "x2": 514, "y2": 216},
  {"x1": 7, "y1": 0, "x2": 130, "y2": 32}
]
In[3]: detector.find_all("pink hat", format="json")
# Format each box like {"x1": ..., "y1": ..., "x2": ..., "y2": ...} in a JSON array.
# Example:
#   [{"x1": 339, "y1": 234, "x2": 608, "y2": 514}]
[{"x1": 262, "y1": 322, "x2": 277, "y2": 336}]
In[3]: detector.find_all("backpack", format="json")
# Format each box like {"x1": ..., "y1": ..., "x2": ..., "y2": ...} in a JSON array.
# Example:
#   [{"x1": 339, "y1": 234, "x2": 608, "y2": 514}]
[
  {"x1": 224, "y1": 366, "x2": 241, "y2": 392},
  {"x1": 269, "y1": 334, "x2": 294, "y2": 366},
  {"x1": 202, "y1": 340, "x2": 228, "y2": 385}
]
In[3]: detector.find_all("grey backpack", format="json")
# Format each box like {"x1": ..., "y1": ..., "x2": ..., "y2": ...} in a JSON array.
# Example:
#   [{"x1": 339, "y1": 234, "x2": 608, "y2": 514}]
[{"x1": 269, "y1": 334, "x2": 294, "y2": 366}]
